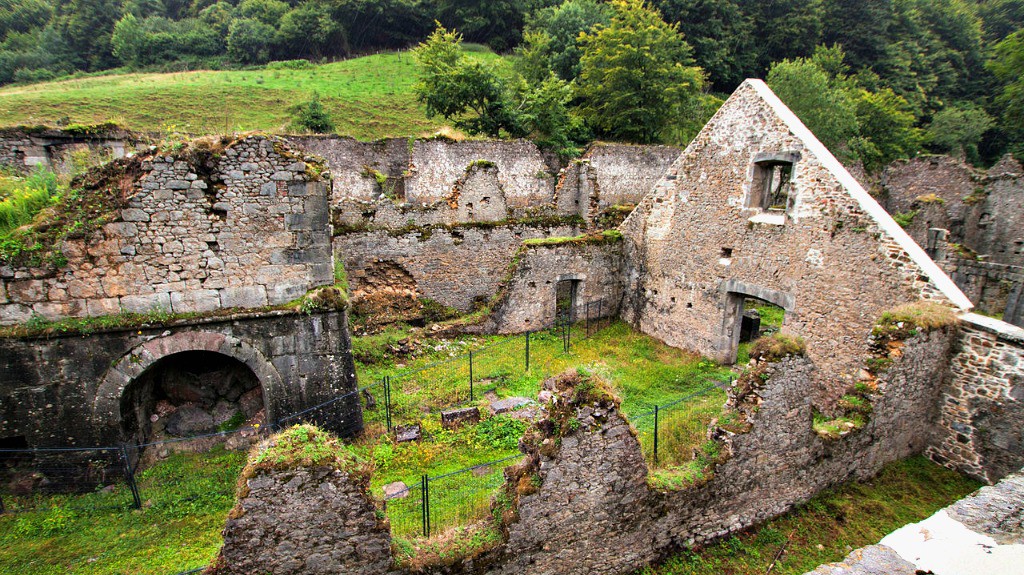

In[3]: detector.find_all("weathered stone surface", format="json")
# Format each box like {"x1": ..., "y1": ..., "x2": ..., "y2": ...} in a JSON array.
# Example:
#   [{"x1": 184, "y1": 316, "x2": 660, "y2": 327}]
[
  {"x1": 214, "y1": 465, "x2": 392, "y2": 575},
  {"x1": 947, "y1": 470, "x2": 1024, "y2": 543},
  {"x1": 489, "y1": 396, "x2": 533, "y2": 415},
  {"x1": 394, "y1": 424, "x2": 421, "y2": 443},
  {"x1": 382, "y1": 481, "x2": 409, "y2": 500}
]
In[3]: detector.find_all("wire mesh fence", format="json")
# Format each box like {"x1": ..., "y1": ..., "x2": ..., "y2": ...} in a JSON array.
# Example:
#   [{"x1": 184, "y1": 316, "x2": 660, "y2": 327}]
[
  {"x1": 631, "y1": 384, "x2": 728, "y2": 468},
  {"x1": 422, "y1": 455, "x2": 520, "y2": 538}
]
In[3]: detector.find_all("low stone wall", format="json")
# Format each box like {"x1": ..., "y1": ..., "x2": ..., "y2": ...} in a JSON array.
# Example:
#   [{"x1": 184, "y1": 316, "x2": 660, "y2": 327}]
[
  {"x1": 0, "y1": 126, "x2": 147, "y2": 175},
  {"x1": 215, "y1": 464, "x2": 391, "y2": 575},
  {"x1": 0, "y1": 135, "x2": 332, "y2": 326},
  {"x1": 940, "y1": 255, "x2": 1024, "y2": 326},
  {"x1": 0, "y1": 310, "x2": 358, "y2": 449},
  {"x1": 486, "y1": 239, "x2": 626, "y2": 333},
  {"x1": 928, "y1": 314, "x2": 1024, "y2": 482}
]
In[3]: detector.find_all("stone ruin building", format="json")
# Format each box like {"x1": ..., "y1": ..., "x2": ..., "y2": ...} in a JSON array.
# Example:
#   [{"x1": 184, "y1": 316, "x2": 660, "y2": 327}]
[{"x1": 0, "y1": 80, "x2": 1022, "y2": 574}]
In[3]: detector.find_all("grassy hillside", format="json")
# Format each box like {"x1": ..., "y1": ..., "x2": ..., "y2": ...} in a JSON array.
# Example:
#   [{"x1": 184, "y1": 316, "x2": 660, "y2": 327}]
[{"x1": 0, "y1": 49, "x2": 499, "y2": 140}]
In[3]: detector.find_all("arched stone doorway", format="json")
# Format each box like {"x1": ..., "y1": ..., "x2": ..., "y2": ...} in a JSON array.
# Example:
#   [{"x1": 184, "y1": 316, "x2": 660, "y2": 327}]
[
  {"x1": 94, "y1": 331, "x2": 284, "y2": 448},
  {"x1": 119, "y1": 351, "x2": 265, "y2": 446}
]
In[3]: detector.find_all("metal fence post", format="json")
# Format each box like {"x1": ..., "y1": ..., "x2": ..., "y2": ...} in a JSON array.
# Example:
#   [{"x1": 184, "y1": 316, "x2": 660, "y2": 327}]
[
  {"x1": 586, "y1": 301, "x2": 591, "y2": 337},
  {"x1": 653, "y1": 405, "x2": 660, "y2": 467},
  {"x1": 384, "y1": 376, "x2": 392, "y2": 432},
  {"x1": 120, "y1": 445, "x2": 142, "y2": 509},
  {"x1": 468, "y1": 351, "x2": 474, "y2": 401},
  {"x1": 525, "y1": 331, "x2": 531, "y2": 371},
  {"x1": 421, "y1": 474, "x2": 430, "y2": 538}
]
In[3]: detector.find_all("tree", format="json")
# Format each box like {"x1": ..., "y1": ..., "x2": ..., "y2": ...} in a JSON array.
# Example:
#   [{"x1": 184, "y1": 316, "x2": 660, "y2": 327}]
[
  {"x1": 111, "y1": 14, "x2": 147, "y2": 67},
  {"x1": 821, "y1": 0, "x2": 893, "y2": 70},
  {"x1": 236, "y1": 0, "x2": 289, "y2": 26},
  {"x1": 767, "y1": 54, "x2": 858, "y2": 152},
  {"x1": 0, "y1": 0, "x2": 54, "y2": 41},
  {"x1": 849, "y1": 88, "x2": 922, "y2": 172},
  {"x1": 524, "y1": 0, "x2": 611, "y2": 81},
  {"x1": 414, "y1": 25, "x2": 526, "y2": 138},
  {"x1": 227, "y1": 17, "x2": 275, "y2": 64},
  {"x1": 741, "y1": 0, "x2": 824, "y2": 72},
  {"x1": 55, "y1": 0, "x2": 121, "y2": 70},
  {"x1": 436, "y1": 0, "x2": 551, "y2": 52},
  {"x1": 576, "y1": 0, "x2": 704, "y2": 144},
  {"x1": 925, "y1": 104, "x2": 994, "y2": 162},
  {"x1": 654, "y1": 0, "x2": 754, "y2": 91},
  {"x1": 292, "y1": 93, "x2": 335, "y2": 133},
  {"x1": 987, "y1": 30, "x2": 1024, "y2": 155},
  {"x1": 276, "y1": 4, "x2": 341, "y2": 60}
]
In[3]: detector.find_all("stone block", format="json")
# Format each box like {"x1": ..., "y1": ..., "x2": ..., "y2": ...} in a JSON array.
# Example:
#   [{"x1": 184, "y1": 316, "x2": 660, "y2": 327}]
[
  {"x1": 170, "y1": 289, "x2": 222, "y2": 313},
  {"x1": 121, "y1": 208, "x2": 150, "y2": 222},
  {"x1": 6, "y1": 279, "x2": 46, "y2": 302},
  {"x1": 489, "y1": 396, "x2": 533, "y2": 415},
  {"x1": 441, "y1": 407, "x2": 480, "y2": 429},
  {"x1": 103, "y1": 222, "x2": 138, "y2": 238},
  {"x1": 395, "y1": 424, "x2": 421, "y2": 443},
  {"x1": 220, "y1": 285, "x2": 268, "y2": 309},
  {"x1": 0, "y1": 303, "x2": 33, "y2": 324},
  {"x1": 120, "y1": 292, "x2": 172, "y2": 314},
  {"x1": 86, "y1": 297, "x2": 122, "y2": 317},
  {"x1": 268, "y1": 281, "x2": 309, "y2": 305},
  {"x1": 271, "y1": 171, "x2": 293, "y2": 181}
]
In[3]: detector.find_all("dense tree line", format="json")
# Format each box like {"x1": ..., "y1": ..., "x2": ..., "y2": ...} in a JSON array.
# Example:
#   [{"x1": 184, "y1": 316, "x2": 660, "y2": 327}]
[{"x1": 0, "y1": 0, "x2": 1021, "y2": 165}]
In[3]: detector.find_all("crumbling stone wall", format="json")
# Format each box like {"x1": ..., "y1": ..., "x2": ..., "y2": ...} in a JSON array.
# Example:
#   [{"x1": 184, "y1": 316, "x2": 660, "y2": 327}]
[
  {"x1": 928, "y1": 314, "x2": 1024, "y2": 483},
  {"x1": 0, "y1": 135, "x2": 333, "y2": 325},
  {"x1": 0, "y1": 126, "x2": 146, "y2": 175},
  {"x1": 620, "y1": 80, "x2": 966, "y2": 403},
  {"x1": 215, "y1": 464, "x2": 391, "y2": 575},
  {"x1": 336, "y1": 224, "x2": 581, "y2": 313},
  {"x1": 0, "y1": 310, "x2": 359, "y2": 449},
  {"x1": 939, "y1": 255, "x2": 1024, "y2": 326},
  {"x1": 485, "y1": 239, "x2": 626, "y2": 333},
  {"x1": 495, "y1": 328, "x2": 953, "y2": 575}
]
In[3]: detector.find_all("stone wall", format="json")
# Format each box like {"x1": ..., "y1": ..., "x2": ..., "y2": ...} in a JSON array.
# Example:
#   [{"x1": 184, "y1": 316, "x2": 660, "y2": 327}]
[
  {"x1": 484, "y1": 238, "x2": 626, "y2": 333},
  {"x1": 928, "y1": 314, "x2": 1024, "y2": 483},
  {"x1": 620, "y1": 80, "x2": 968, "y2": 404},
  {"x1": 0, "y1": 126, "x2": 146, "y2": 175},
  {"x1": 0, "y1": 135, "x2": 333, "y2": 325},
  {"x1": 336, "y1": 223, "x2": 581, "y2": 314},
  {"x1": 880, "y1": 154, "x2": 1024, "y2": 322},
  {"x1": 220, "y1": 325, "x2": 954, "y2": 575},
  {"x1": 0, "y1": 310, "x2": 359, "y2": 449},
  {"x1": 215, "y1": 463, "x2": 391, "y2": 575}
]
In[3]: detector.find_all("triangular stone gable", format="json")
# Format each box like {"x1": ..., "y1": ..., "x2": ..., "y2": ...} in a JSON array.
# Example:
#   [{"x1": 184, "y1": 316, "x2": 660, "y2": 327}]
[{"x1": 620, "y1": 79, "x2": 971, "y2": 400}]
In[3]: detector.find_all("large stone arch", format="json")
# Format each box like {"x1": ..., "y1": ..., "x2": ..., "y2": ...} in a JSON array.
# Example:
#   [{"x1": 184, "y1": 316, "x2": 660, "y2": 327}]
[
  {"x1": 715, "y1": 280, "x2": 796, "y2": 363},
  {"x1": 93, "y1": 331, "x2": 284, "y2": 438}
]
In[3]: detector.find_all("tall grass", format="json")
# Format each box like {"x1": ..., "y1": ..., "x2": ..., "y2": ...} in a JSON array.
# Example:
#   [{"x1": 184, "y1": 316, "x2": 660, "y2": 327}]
[{"x1": 0, "y1": 167, "x2": 60, "y2": 235}]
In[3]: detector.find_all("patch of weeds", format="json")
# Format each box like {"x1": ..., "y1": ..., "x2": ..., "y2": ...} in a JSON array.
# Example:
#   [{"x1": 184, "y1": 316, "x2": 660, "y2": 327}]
[
  {"x1": 647, "y1": 440, "x2": 724, "y2": 491},
  {"x1": 521, "y1": 229, "x2": 622, "y2": 247},
  {"x1": 892, "y1": 210, "x2": 918, "y2": 228},
  {"x1": 216, "y1": 411, "x2": 247, "y2": 432},
  {"x1": 748, "y1": 333, "x2": 806, "y2": 363},
  {"x1": 252, "y1": 424, "x2": 366, "y2": 473},
  {"x1": 475, "y1": 416, "x2": 528, "y2": 451},
  {"x1": 420, "y1": 298, "x2": 459, "y2": 323},
  {"x1": 871, "y1": 301, "x2": 958, "y2": 345},
  {"x1": 298, "y1": 286, "x2": 348, "y2": 315},
  {"x1": 394, "y1": 522, "x2": 503, "y2": 570},
  {"x1": 812, "y1": 409, "x2": 866, "y2": 440}
]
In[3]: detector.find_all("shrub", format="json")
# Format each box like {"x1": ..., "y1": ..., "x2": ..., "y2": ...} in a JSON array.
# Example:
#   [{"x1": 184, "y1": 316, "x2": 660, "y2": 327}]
[
  {"x1": 291, "y1": 93, "x2": 335, "y2": 134},
  {"x1": 748, "y1": 333, "x2": 806, "y2": 363}
]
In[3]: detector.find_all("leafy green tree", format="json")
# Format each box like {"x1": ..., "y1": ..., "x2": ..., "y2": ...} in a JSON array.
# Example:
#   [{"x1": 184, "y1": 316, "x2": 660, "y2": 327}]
[
  {"x1": 576, "y1": 0, "x2": 704, "y2": 144},
  {"x1": 227, "y1": 17, "x2": 275, "y2": 64},
  {"x1": 236, "y1": 0, "x2": 288, "y2": 26},
  {"x1": 55, "y1": 0, "x2": 121, "y2": 70},
  {"x1": 276, "y1": 3, "x2": 341, "y2": 60},
  {"x1": 976, "y1": 0, "x2": 1024, "y2": 43},
  {"x1": 821, "y1": 0, "x2": 893, "y2": 70},
  {"x1": 849, "y1": 88, "x2": 922, "y2": 172},
  {"x1": 987, "y1": 30, "x2": 1024, "y2": 154},
  {"x1": 0, "y1": 0, "x2": 54, "y2": 41},
  {"x1": 524, "y1": 0, "x2": 611, "y2": 80},
  {"x1": 767, "y1": 54, "x2": 858, "y2": 152},
  {"x1": 925, "y1": 103, "x2": 993, "y2": 162},
  {"x1": 414, "y1": 25, "x2": 526, "y2": 137},
  {"x1": 654, "y1": 0, "x2": 754, "y2": 91},
  {"x1": 741, "y1": 0, "x2": 824, "y2": 72},
  {"x1": 111, "y1": 14, "x2": 147, "y2": 67},
  {"x1": 437, "y1": 0, "x2": 552, "y2": 52}
]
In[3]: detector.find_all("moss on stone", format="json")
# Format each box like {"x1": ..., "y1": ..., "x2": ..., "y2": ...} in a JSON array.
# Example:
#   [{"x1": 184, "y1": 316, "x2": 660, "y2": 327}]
[{"x1": 521, "y1": 229, "x2": 622, "y2": 247}]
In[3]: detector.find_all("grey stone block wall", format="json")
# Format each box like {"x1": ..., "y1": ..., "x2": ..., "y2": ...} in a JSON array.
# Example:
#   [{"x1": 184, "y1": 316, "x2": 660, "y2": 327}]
[
  {"x1": 0, "y1": 310, "x2": 358, "y2": 449},
  {"x1": 0, "y1": 135, "x2": 333, "y2": 325},
  {"x1": 928, "y1": 314, "x2": 1024, "y2": 482}
]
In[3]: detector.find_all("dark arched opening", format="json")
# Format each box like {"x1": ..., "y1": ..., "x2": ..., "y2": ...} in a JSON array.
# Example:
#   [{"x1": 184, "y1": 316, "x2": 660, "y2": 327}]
[{"x1": 119, "y1": 351, "x2": 266, "y2": 447}]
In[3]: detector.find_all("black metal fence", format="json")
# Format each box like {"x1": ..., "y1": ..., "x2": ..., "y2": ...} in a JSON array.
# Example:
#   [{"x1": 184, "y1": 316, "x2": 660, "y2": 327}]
[{"x1": 631, "y1": 383, "x2": 728, "y2": 468}]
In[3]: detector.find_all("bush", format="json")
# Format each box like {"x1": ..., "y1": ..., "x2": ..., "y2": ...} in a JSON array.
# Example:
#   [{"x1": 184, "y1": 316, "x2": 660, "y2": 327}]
[{"x1": 291, "y1": 93, "x2": 335, "y2": 134}]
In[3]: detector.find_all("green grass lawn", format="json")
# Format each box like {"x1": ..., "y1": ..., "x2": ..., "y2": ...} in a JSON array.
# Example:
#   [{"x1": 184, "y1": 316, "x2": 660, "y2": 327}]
[
  {"x1": 637, "y1": 456, "x2": 982, "y2": 575},
  {"x1": 0, "y1": 447, "x2": 245, "y2": 575},
  {"x1": 0, "y1": 50, "x2": 500, "y2": 139}
]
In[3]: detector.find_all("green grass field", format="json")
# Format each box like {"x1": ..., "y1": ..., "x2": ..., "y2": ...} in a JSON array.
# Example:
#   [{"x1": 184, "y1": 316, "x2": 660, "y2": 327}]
[{"x1": 0, "y1": 50, "x2": 500, "y2": 139}]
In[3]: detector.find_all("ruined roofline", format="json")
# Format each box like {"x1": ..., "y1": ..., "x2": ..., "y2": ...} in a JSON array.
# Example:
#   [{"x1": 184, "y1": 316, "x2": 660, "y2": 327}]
[{"x1": 743, "y1": 79, "x2": 973, "y2": 310}]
